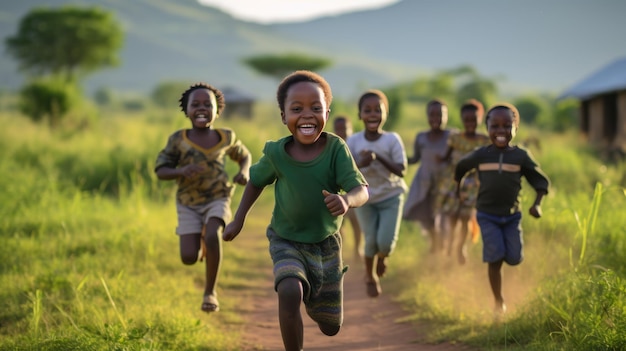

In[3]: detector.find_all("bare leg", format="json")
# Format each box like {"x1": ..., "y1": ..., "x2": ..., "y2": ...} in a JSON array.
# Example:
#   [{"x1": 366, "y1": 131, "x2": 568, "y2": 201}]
[
  {"x1": 179, "y1": 233, "x2": 201, "y2": 265},
  {"x1": 376, "y1": 254, "x2": 387, "y2": 277},
  {"x1": 488, "y1": 260, "x2": 505, "y2": 311},
  {"x1": 203, "y1": 217, "x2": 223, "y2": 298},
  {"x1": 364, "y1": 256, "x2": 380, "y2": 297},
  {"x1": 277, "y1": 277, "x2": 304, "y2": 351},
  {"x1": 457, "y1": 214, "x2": 470, "y2": 265},
  {"x1": 428, "y1": 228, "x2": 440, "y2": 254},
  {"x1": 348, "y1": 211, "x2": 363, "y2": 258},
  {"x1": 446, "y1": 215, "x2": 459, "y2": 257}
]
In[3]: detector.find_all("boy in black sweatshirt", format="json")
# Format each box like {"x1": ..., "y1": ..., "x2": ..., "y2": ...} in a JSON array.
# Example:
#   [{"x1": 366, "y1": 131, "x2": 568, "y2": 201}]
[{"x1": 455, "y1": 103, "x2": 550, "y2": 318}]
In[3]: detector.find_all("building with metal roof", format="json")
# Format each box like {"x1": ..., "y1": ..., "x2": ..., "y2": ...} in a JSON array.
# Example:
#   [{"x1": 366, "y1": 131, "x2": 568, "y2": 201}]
[{"x1": 560, "y1": 58, "x2": 626, "y2": 158}]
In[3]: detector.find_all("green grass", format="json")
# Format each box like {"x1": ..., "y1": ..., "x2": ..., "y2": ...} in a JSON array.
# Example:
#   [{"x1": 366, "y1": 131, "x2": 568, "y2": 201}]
[{"x1": 1, "y1": 103, "x2": 625, "y2": 350}]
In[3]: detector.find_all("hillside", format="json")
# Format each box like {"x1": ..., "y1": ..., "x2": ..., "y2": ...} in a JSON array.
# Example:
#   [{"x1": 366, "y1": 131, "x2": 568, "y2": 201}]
[
  {"x1": 271, "y1": 0, "x2": 626, "y2": 95},
  {"x1": 0, "y1": 0, "x2": 421, "y2": 100},
  {"x1": 1, "y1": 0, "x2": 625, "y2": 100}
]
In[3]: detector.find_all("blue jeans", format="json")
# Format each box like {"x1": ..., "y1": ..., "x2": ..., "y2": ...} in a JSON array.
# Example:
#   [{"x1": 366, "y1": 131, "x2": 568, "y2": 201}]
[
  {"x1": 355, "y1": 194, "x2": 404, "y2": 258},
  {"x1": 476, "y1": 211, "x2": 523, "y2": 265}
]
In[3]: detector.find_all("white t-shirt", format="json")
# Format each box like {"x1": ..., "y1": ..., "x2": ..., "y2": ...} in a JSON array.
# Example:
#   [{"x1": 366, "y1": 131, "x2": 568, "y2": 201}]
[{"x1": 347, "y1": 131, "x2": 408, "y2": 204}]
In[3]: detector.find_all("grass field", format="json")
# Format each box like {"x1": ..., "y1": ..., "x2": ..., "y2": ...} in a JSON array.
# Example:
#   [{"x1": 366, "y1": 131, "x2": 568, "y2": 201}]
[{"x1": 1, "y1": 102, "x2": 625, "y2": 350}]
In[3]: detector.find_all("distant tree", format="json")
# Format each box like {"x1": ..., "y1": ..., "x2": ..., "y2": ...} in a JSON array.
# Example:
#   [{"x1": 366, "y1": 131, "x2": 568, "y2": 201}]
[
  {"x1": 151, "y1": 81, "x2": 191, "y2": 108},
  {"x1": 383, "y1": 88, "x2": 403, "y2": 130},
  {"x1": 93, "y1": 86, "x2": 114, "y2": 106},
  {"x1": 456, "y1": 80, "x2": 498, "y2": 109},
  {"x1": 242, "y1": 53, "x2": 332, "y2": 81},
  {"x1": 428, "y1": 72, "x2": 455, "y2": 102},
  {"x1": 5, "y1": 6, "x2": 124, "y2": 83},
  {"x1": 552, "y1": 98, "x2": 579, "y2": 132},
  {"x1": 514, "y1": 95, "x2": 549, "y2": 125},
  {"x1": 19, "y1": 79, "x2": 78, "y2": 128},
  {"x1": 444, "y1": 65, "x2": 499, "y2": 108}
]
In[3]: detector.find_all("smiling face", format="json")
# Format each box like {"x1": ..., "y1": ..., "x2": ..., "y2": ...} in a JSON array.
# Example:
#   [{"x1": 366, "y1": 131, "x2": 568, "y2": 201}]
[
  {"x1": 427, "y1": 103, "x2": 448, "y2": 131},
  {"x1": 461, "y1": 109, "x2": 479, "y2": 134},
  {"x1": 186, "y1": 89, "x2": 218, "y2": 129},
  {"x1": 487, "y1": 108, "x2": 517, "y2": 149},
  {"x1": 359, "y1": 95, "x2": 387, "y2": 133},
  {"x1": 281, "y1": 81, "x2": 329, "y2": 145}
]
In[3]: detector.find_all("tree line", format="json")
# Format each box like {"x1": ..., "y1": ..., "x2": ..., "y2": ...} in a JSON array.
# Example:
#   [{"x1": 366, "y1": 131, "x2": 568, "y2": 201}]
[{"x1": 5, "y1": 5, "x2": 577, "y2": 132}]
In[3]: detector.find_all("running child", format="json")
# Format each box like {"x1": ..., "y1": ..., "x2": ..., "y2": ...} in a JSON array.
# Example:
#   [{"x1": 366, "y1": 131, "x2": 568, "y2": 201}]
[
  {"x1": 455, "y1": 102, "x2": 550, "y2": 317},
  {"x1": 223, "y1": 71, "x2": 369, "y2": 351},
  {"x1": 436, "y1": 99, "x2": 490, "y2": 264},
  {"x1": 346, "y1": 90, "x2": 407, "y2": 298},
  {"x1": 403, "y1": 99, "x2": 452, "y2": 253},
  {"x1": 154, "y1": 83, "x2": 251, "y2": 313}
]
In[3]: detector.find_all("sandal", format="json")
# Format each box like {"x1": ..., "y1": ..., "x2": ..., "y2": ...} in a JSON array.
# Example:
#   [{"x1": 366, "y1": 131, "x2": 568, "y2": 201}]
[{"x1": 201, "y1": 294, "x2": 219, "y2": 313}]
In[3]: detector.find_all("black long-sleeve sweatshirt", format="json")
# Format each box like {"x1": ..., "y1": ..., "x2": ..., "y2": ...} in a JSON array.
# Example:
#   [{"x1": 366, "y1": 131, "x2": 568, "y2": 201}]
[{"x1": 455, "y1": 145, "x2": 550, "y2": 216}]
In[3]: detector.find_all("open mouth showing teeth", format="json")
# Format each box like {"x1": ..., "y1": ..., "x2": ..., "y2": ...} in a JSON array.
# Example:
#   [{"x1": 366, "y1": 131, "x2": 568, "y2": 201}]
[
  {"x1": 298, "y1": 124, "x2": 316, "y2": 136},
  {"x1": 496, "y1": 136, "x2": 507, "y2": 142}
]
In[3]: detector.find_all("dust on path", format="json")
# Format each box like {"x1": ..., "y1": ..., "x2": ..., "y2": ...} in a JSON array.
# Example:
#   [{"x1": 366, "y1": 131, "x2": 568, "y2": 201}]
[{"x1": 233, "y1": 252, "x2": 478, "y2": 351}]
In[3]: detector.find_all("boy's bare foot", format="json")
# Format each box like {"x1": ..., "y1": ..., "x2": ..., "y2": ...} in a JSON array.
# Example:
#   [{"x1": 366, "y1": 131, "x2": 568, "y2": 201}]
[
  {"x1": 458, "y1": 253, "x2": 466, "y2": 265},
  {"x1": 365, "y1": 277, "x2": 381, "y2": 298},
  {"x1": 493, "y1": 300, "x2": 506, "y2": 321},
  {"x1": 376, "y1": 257, "x2": 387, "y2": 277}
]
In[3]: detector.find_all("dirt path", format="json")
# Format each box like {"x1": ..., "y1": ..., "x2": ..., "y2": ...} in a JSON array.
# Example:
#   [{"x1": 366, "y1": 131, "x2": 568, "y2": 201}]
[{"x1": 234, "y1": 252, "x2": 478, "y2": 351}]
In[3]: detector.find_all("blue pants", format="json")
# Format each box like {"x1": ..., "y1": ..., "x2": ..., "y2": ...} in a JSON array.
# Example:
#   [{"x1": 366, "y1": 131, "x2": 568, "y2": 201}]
[
  {"x1": 355, "y1": 194, "x2": 404, "y2": 258},
  {"x1": 476, "y1": 211, "x2": 523, "y2": 265}
]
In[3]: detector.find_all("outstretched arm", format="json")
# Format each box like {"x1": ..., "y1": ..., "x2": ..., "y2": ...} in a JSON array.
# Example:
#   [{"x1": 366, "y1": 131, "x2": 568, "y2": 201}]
[
  {"x1": 407, "y1": 135, "x2": 421, "y2": 165},
  {"x1": 529, "y1": 190, "x2": 547, "y2": 218},
  {"x1": 232, "y1": 154, "x2": 251, "y2": 185},
  {"x1": 223, "y1": 182, "x2": 264, "y2": 241}
]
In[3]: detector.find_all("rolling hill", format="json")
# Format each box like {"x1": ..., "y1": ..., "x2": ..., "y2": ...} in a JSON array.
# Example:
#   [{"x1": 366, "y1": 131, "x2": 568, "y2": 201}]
[{"x1": 1, "y1": 0, "x2": 625, "y2": 101}]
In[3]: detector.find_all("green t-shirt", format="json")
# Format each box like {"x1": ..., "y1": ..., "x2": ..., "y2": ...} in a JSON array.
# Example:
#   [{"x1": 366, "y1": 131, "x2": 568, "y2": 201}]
[{"x1": 251, "y1": 132, "x2": 367, "y2": 243}]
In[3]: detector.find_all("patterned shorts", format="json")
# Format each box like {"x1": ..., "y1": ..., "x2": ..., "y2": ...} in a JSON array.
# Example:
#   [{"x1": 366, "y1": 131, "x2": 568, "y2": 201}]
[{"x1": 267, "y1": 227, "x2": 347, "y2": 327}]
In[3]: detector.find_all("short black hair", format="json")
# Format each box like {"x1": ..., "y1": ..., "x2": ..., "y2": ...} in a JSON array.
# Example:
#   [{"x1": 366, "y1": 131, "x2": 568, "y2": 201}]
[
  {"x1": 276, "y1": 70, "x2": 332, "y2": 113},
  {"x1": 460, "y1": 99, "x2": 485, "y2": 123},
  {"x1": 333, "y1": 115, "x2": 351, "y2": 125},
  {"x1": 358, "y1": 89, "x2": 389, "y2": 114},
  {"x1": 179, "y1": 82, "x2": 225, "y2": 115},
  {"x1": 485, "y1": 103, "x2": 520, "y2": 128},
  {"x1": 426, "y1": 99, "x2": 447, "y2": 111}
]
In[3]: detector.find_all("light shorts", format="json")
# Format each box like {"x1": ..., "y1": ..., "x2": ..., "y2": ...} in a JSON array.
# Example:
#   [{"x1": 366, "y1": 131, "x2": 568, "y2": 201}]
[
  {"x1": 175, "y1": 197, "x2": 231, "y2": 235},
  {"x1": 476, "y1": 211, "x2": 523, "y2": 265},
  {"x1": 267, "y1": 227, "x2": 346, "y2": 327}
]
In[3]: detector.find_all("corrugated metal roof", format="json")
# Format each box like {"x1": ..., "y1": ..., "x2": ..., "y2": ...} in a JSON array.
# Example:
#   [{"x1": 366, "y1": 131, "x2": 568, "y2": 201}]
[{"x1": 559, "y1": 57, "x2": 626, "y2": 100}]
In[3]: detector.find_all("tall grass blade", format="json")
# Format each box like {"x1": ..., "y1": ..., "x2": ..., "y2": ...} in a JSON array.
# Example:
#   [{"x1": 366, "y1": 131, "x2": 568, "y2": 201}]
[
  {"x1": 578, "y1": 182, "x2": 603, "y2": 266},
  {"x1": 100, "y1": 276, "x2": 127, "y2": 329},
  {"x1": 30, "y1": 289, "x2": 43, "y2": 337}
]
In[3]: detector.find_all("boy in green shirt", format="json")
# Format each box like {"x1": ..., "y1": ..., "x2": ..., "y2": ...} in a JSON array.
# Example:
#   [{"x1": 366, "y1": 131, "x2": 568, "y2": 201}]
[{"x1": 223, "y1": 71, "x2": 368, "y2": 350}]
